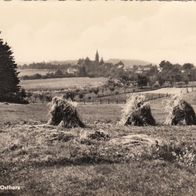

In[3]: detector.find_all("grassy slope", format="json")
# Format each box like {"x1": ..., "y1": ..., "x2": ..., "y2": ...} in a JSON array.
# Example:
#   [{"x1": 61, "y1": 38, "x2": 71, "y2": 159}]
[{"x1": 0, "y1": 92, "x2": 196, "y2": 195}]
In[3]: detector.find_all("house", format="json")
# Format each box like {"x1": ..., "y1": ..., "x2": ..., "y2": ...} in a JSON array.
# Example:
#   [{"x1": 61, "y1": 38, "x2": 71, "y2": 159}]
[
  {"x1": 115, "y1": 61, "x2": 125, "y2": 69},
  {"x1": 162, "y1": 81, "x2": 172, "y2": 87},
  {"x1": 135, "y1": 65, "x2": 153, "y2": 74},
  {"x1": 66, "y1": 67, "x2": 79, "y2": 75}
]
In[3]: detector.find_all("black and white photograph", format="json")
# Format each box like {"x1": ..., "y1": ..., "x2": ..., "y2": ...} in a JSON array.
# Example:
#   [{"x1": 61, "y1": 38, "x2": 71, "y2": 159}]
[{"x1": 0, "y1": 1, "x2": 196, "y2": 195}]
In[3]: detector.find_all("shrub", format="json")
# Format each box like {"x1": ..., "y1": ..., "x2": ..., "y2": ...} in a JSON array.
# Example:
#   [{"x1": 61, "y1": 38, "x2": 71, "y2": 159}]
[
  {"x1": 79, "y1": 93, "x2": 84, "y2": 99},
  {"x1": 150, "y1": 141, "x2": 196, "y2": 167},
  {"x1": 88, "y1": 130, "x2": 110, "y2": 141}
]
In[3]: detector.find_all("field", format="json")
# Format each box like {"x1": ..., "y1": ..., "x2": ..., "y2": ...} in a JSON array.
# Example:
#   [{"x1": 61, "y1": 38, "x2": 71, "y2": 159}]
[
  {"x1": 18, "y1": 69, "x2": 53, "y2": 77},
  {"x1": 142, "y1": 87, "x2": 193, "y2": 95},
  {"x1": 0, "y1": 92, "x2": 196, "y2": 195},
  {"x1": 20, "y1": 77, "x2": 107, "y2": 91}
]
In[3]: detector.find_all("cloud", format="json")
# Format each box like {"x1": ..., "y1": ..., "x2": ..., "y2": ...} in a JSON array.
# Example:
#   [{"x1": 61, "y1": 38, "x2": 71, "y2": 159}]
[{"x1": 1, "y1": 2, "x2": 196, "y2": 64}]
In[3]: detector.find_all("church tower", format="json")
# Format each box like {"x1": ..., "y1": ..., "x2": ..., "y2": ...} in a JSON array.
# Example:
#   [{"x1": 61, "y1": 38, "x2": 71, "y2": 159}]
[{"x1": 95, "y1": 50, "x2": 99, "y2": 63}]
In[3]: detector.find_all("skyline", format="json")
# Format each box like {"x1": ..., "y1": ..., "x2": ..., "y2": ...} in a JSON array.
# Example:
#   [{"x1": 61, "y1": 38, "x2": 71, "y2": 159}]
[{"x1": 1, "y1": 2, "x2": 196, "y2": 65}]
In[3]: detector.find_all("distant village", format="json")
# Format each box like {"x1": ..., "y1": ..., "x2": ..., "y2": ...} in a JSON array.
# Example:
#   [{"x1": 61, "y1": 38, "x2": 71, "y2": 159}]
[
  {"x1": 67, "y1": 51, "x2": 153, "y2": 76},
  {"x1": 20, "y1": 51, "x2": 154, "y2": 79},
  {"x1": 20, "y1": 51, "x2": 196, "y2": 88}
]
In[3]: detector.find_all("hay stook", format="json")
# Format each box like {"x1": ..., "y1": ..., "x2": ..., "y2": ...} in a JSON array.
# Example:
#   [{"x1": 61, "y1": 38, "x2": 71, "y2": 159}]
[
  {"x1": 121, "y1": 95, "x2": 156, "y2": 126},
  {"x1": 165, "y1": 95, "x2": 196, "y2": 125},
  {"x1": 48, "y1": 97, "x2": 85, "y2": 128}
]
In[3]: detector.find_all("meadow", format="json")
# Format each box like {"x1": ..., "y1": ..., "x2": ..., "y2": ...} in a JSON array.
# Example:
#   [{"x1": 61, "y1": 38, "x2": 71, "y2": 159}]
[
  {"x1": 20, "y1": 77, "x2": 107, "y2": 91},
  {"x1": 0, "y1": 92, "x2": 195, "y2": 195},
  {"x1": 18, "y1": 69, "x2": 53, "y2": 77}
]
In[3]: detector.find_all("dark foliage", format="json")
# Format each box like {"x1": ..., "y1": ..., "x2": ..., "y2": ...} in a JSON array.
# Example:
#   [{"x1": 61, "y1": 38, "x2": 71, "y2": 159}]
[
  {"x1": 88, "y1": 131, "x2": 110, "y2": 141},
  {"x1": 137, "y1": 75, "x2": 149, "y2": 87},
  {"x1": 0, "y1": 33, "x2": 26, "y2": 103}
]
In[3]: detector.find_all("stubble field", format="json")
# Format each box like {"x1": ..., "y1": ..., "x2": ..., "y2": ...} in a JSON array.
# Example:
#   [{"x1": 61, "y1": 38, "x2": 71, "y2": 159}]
[{"x1": 0, "y1": 92, "x2": 196, "y2": 195}]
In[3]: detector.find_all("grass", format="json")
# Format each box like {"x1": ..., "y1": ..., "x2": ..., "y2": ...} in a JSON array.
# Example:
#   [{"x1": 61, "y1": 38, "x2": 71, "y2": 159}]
[
  {"x1": 20, "y1": 77, "x2": 107, "y2": 91},
  {"x1": 0, "y1": 92, "x2": 196, "y2": 195},
  {"x1": 0, "y1": 123, "x2": 195, "y2": 196},
  {"x1": 0, "y1": 102, "x2": 166, "y2": 126},
  {"x1": 1, "y1": 93, "x2": 195, "y2": 125},
  {"x1": 18, "y1": 69, "x2": 53, "y2": 77}
]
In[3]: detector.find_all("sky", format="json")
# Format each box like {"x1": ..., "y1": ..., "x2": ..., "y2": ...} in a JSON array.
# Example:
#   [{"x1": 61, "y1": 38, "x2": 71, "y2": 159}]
[{"x1": 1, "y1": 1, "x2": 196, "y2": 65}]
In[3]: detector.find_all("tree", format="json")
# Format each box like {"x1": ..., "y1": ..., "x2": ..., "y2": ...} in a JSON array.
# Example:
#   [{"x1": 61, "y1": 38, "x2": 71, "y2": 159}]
[
  {"x1": 79, "y1": 66, "x2": 87, "y2": 77},
  {"x1": 93, "y1": 88, "x2": 99, "y2": 95},
  {"x1": 159, "y1": 60, "x2": 173, "y2": 70},
  {"x1": 64, "y1": 91, "x2": 75, "y2": 101},
  {"x1": 158, "y1": 76, "x2": 165, "y2": 86},
  {"x1": 54, "y1": 69, "x2": 64, "y2": 77},
  {"x1": 182, "y1": 63, "x2": 194, "y2": 70},
  {"x1": 0, "y1": 33, "x2": 24, "y2": 102},
  {"x1": 137, "y1": 75, "x2": 148, "y2": 87},
  {"x1": 79, "y1": 93, "x2": 84, "y2": 100},
  {"x1": 182, "y1": 63, "x2": 195, "y2": 82},
  {"x1": 158, "y1": 61, "x2": 182, "y2": 85}
]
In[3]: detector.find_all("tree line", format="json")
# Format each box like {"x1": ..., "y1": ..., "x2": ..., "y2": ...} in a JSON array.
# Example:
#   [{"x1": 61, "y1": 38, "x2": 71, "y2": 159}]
[{"x1": 118, "y1": 61, "x2": 196, "y2": 87}]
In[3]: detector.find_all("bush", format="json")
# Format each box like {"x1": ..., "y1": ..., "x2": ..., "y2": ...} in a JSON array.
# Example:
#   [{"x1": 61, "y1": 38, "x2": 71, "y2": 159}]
[
  {"x1": 79, "y1": 93, "x2": 84, "y2": 99},
  {"x1": 150, "y1": 141, "x2": 196, "y2": 166},
  {"x1": 88, "y1": 130, "x2": 110, "y2": 141},
  {"x1": 0, "y1": 90, "x2": 28, "y2": 104}
]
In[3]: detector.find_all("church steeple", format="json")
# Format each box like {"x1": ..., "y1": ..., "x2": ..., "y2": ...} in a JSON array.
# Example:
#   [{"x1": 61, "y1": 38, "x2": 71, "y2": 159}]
[
  {"x1": 100, "y1": 57, "x2": 104, "y2": 64},
  {"x1": 95, "y1": 50, "x2": 99, "y2": 63}
]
